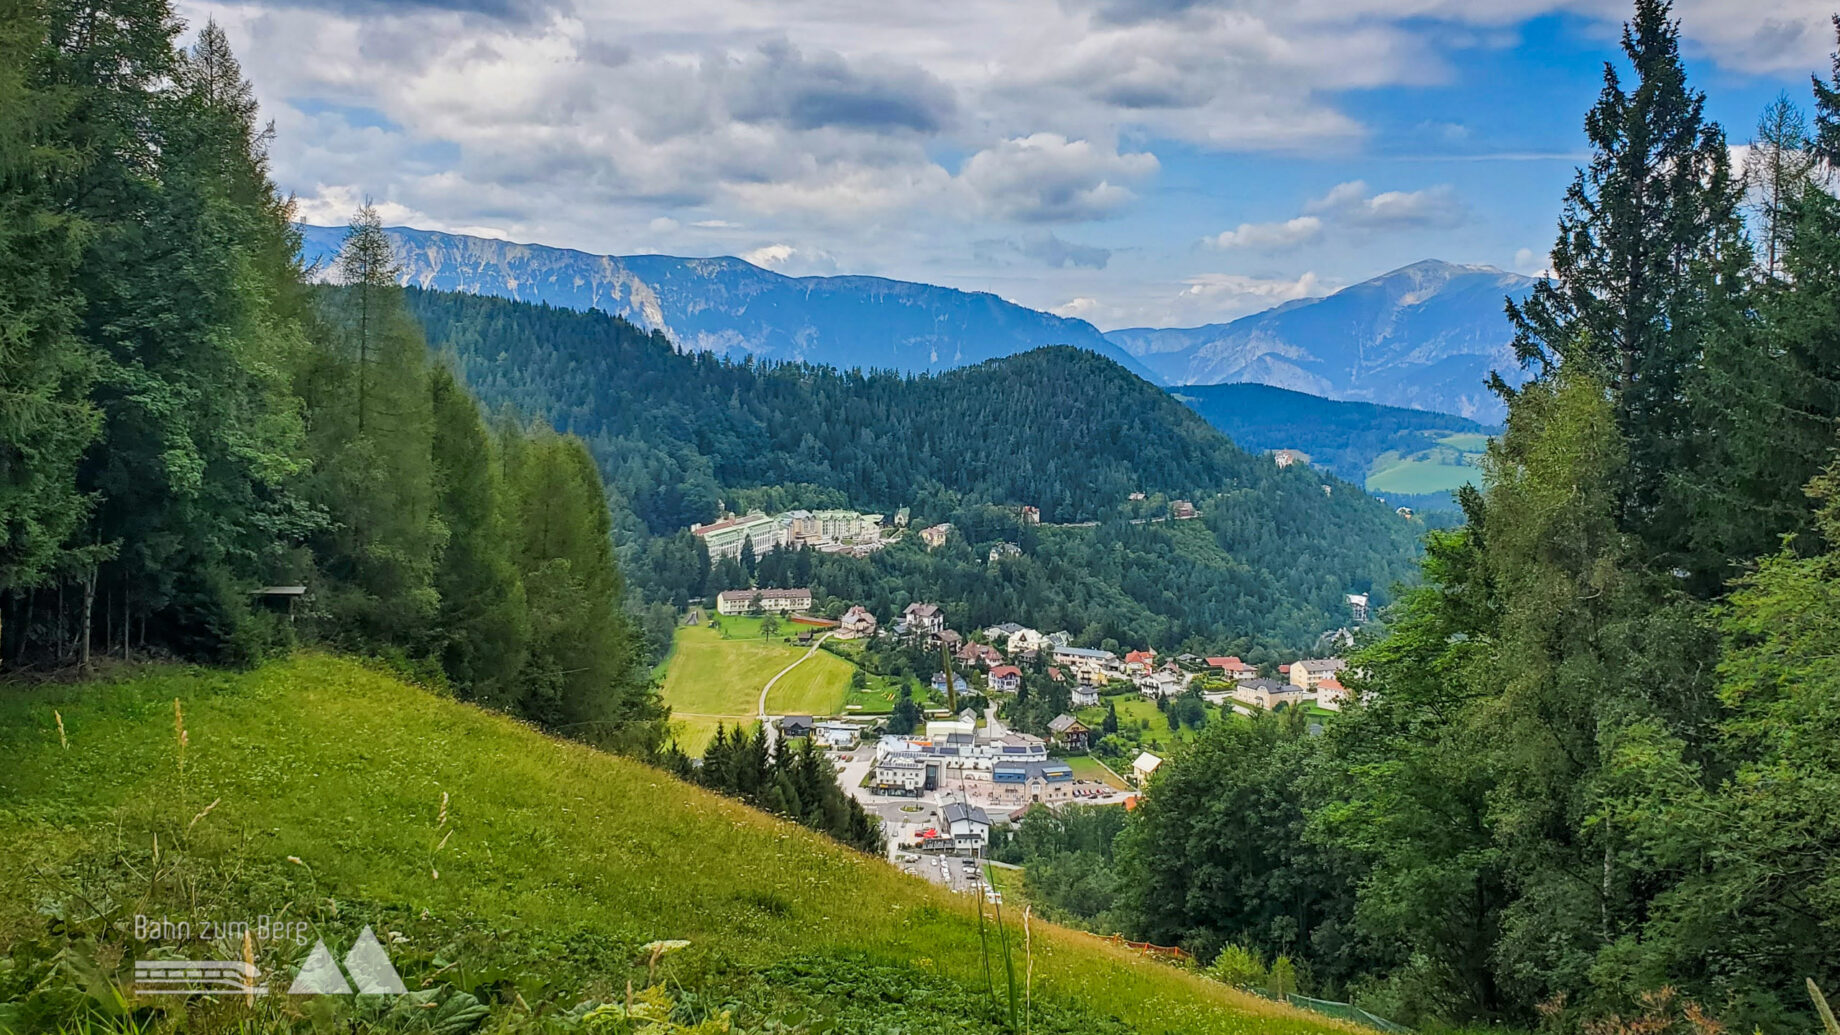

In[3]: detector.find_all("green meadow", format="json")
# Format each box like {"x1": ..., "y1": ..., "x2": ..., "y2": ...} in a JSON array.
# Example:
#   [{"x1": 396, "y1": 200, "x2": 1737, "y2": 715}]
[{"x1": 0, "y1": 655, "x2": 1352, "y2": 1034}]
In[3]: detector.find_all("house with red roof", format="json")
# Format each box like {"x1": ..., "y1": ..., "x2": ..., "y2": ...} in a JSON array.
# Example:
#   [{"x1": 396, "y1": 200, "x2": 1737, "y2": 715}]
[{"x1": 989, "y1": 665, "x2": 1023, "y2": 693}]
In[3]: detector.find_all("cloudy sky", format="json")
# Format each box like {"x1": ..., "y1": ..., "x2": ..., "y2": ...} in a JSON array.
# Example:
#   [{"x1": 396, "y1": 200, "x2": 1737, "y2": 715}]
[{"x1": 187, "y1": 0, "x2": 1834, "y2": 329}]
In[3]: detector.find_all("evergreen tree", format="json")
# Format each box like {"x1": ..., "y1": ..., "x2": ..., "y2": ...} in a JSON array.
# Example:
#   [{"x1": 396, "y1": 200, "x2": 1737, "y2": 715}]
[
  {"x1": 1504, "y1": 0, "x2": 1750, "y2": 588},
  {"x1": 429, "y1": 362, "x2": 527, "y2": 706}
]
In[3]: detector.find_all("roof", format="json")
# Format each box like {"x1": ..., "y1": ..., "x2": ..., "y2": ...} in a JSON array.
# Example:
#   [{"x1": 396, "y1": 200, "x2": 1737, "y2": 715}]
[
  {"x1": 1053, "y1": 646, "x2": 1115, "y2": 660},
  {"x1": 717, "y1": 587, "x2": 811, "y2": 602},
  {"x1": 1124, "y1": 650, "x2": 1156, "y2": 664},
  {"x1": 989, "y1": 665, "x2": 1021, "y2": 679},
  {"x1": 1132, "y1": 751, "x2": 1162, "y2": 772},
  {"x1": 692, "y1": 513, "x2": 773, "y2": 535},
  {"x1": 1207, "y1": 655, "x2": 1250, "y2": 669},
  {"x1": 993, "y1": 762, "x2": 1074, "y2": 783},
  {"x1": 1296, "y1": 658, "x2": 1348, "y2": 673},
  {"x1": 1237, "y1": 678, "x2": 1289, "y2": 693},
  {"x1": 1047, "y1": 714, "x2": 1087, "y2": 733},
  {"x1": 903, "y1": 602, "x2": 941, "y2": 616},
  {"x1": 779, "y1": 715, "x2": 815, "y2": 731},
  {"x1": 942, "y1": 802, "x2": 991, "y2": 826},
  {"x1": 1047, "y1": 666, "x2": 1066, "y2": 681}
]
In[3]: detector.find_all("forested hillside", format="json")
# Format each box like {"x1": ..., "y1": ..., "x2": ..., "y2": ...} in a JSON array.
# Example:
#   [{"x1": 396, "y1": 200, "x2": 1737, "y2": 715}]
[
  {"x1": 399, "y1": 289, "x2": 1424, "y2": 650},
  {"x1": 1015, "y1": 6, "x2": 1840, "y2": 1032},
  {"x1": 0, "y1": 9, "x2": 661, "y2": 753},
  {"x1": 1172, "y1": 382, "x2": 1492, "y2": 493}
]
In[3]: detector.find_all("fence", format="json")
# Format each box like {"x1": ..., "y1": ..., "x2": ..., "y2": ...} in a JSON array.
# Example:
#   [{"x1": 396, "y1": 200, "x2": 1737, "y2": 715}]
[{"x1": 1247, "y1": 990, "x2": 1409, "y2": 1033}]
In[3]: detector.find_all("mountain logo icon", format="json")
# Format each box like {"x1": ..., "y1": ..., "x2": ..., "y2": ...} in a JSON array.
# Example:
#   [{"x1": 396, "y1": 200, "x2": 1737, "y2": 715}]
[{"x1": 288, "y1": 926, "x2": 407, "y2": 995}]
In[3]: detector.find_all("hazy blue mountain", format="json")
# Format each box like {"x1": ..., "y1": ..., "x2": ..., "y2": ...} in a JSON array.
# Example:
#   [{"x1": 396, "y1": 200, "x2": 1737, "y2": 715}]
[
  {"x1": 1109, "y1": 260, "x2": 1537, "y2": 421},
  {"x1": 296, "y1": 224, "x2": 1160, "y2": 381}
]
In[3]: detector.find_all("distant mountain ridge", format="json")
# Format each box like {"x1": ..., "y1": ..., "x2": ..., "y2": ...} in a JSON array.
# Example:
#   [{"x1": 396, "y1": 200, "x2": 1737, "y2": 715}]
[
  {"x1": 1108, "y1": 260, "x2": 1536, "y2": 420},
  {"x1": 295, "y1": 224, "x2": 1161, "y2": 381}
]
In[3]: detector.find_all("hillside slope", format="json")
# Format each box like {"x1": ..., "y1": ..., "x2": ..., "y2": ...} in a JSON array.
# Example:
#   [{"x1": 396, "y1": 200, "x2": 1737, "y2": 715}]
[
  {"x1": 1171, "y1": 382, "x2": 1493, "y2": 491},
  {"x1": 0, "y1": 656, "x2": 1348, "y2": 1034},
  {"x1": 1108, "y1": 261, "x2": 1535, "y2": 420},
  {"x1": 296, "y1": 224, "x2": 1161, "y2": 382}
]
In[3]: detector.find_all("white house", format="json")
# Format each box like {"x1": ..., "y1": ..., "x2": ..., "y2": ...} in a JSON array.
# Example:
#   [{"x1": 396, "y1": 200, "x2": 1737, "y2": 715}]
[
  {"x1": 715, "y1": 587, "x2": 812, "y2": 615},
  {"x1": 1131, "y1": 751, "x2": 1162, "y2": 786},
  {"x1": 901, "y1": 602, "x2": 945, "y2": 635},
  {"x1": 837, "y1": 605, "x2": 878, "y2": 639},
  {"x1": 1071, "y1": 685, "x2": 1100, "y2": 708},
  {"x1": 943, "y1": 802, "x2": 992, "y2": 851},
  {"x1": 815, "y1": 721, "x2": 860, "y2": 749},
  {"x1": 873, "y1": 758, "x2": 925, "y2": 795},
  {"x1": 1005, "y1": 627, "x2": 1050, "y2": 654},
  {"x1": 988, "y1": 665, "x2": 1022, "y2": 693}
]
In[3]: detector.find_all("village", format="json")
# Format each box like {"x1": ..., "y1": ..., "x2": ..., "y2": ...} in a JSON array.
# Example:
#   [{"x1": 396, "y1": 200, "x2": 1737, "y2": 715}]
[{"x1": 699, "y1": 585, "x2": 1356, "y2": 894}]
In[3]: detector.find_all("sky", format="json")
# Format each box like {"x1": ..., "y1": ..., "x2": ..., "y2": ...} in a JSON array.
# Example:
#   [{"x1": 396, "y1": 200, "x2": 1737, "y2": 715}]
[{"x1": 185, "y1": 0, "x2": 1836, "y2": 330}]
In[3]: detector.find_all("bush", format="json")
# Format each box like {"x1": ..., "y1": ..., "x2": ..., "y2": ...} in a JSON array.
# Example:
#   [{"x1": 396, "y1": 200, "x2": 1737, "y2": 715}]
[{"x1": 1208, "y1": 944, "x2": 1267, "y2": 989}]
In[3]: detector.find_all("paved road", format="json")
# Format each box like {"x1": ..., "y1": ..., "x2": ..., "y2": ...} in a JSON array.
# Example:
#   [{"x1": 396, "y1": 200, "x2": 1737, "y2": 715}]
[{"x1": 757, "y1": 630, "x2": 834, "y2": 747}]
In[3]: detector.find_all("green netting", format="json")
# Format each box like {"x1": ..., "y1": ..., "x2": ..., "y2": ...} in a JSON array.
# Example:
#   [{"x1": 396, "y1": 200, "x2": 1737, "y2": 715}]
[{"x1": 1286, "y1": 994, "x2": 1411, "y2": 1033}]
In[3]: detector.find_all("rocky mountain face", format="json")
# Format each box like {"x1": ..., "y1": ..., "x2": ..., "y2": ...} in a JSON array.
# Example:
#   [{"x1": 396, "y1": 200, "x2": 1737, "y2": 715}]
[
  {"x1": 1106, "y1": 260, "x2": 1537, "y2": 420},
  {"x1": 296, "y1": 224, "x2": 1159, "y2": 380}
]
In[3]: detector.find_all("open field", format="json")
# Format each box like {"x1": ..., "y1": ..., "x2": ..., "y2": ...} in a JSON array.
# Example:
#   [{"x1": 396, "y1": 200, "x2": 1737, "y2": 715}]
[
  {"x1": 1365, "y1": 456, "x2": 1480, "y2": 495},
  {"x1": 1062, "y1": 754, "x2": 1130, "y2": 789},
  {"x1": 660, "y1": 615, "x2": 856, "y2": 751},
  {"x1": 1437, "y1": 432, "x2": 1493, "y2": 452},
  {"x1": 0, "y1": 655, "x2": 1352, "y2": 1034}
]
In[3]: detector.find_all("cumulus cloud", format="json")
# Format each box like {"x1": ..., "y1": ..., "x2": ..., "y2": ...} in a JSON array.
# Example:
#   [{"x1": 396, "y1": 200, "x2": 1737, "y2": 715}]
[
  {"x1": 1205, "y1": 216, "x2": 1324, "y2": 250},
  {"x1": 959, "y1": 134, "x2": 1158, "y2": 222},
  {"x1": 1303, "y1": 179, "x2": 1467, "y2": 228},
  {"x1": 741, "y1": 242, "x2": 839, "y2": 275}
]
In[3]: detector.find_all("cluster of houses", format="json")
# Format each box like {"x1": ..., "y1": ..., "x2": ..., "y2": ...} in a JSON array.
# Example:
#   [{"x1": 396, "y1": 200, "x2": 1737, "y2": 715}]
[
  {"x1": 691, "y1": 507, "x2": 905, "y2": 560},
  {"x1": 869, "y1": 714, "x2": 1085, "y2": 807}
]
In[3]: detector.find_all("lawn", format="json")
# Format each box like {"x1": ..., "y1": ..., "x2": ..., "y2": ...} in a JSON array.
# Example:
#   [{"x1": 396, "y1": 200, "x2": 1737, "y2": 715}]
[
  {"x1": 0, "y1": 655, "x2": 1351, "y2": 1035},
  {"x1": 660, "y1": 616, "x2": 857, "y2": 752},
  {"x1": 1079, "y1": 694, "x2": 1212, "y2": 753},
  {"x1": 1062, "y1": 754, "x2": 1130, "y2": 790},
  {"x1": 1366, "y1": 456, "x2": 1480, "y2": 495},
  {"x1": 1437, "y1": 432, "x2": 1493, "y2": 452}
]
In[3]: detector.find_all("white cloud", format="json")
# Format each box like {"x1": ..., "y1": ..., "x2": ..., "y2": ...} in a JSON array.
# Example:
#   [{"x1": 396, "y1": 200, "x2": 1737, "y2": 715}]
[
  {"x1": 1205, "y1": 216, "x2": 1323, "y2": 250},
  {"x1": 741, "y1": 242, "x2": 839, "y2": 275},
  {"x1": 1303, "y1": 179, "x2": 1466, "y2": 228},
  {"x1": 958, "y1": 134, "x2": 1159, "y2": 222}
]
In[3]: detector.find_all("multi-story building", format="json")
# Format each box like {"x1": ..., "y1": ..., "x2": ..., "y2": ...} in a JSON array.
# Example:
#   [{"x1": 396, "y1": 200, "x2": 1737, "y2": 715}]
[
  {"x1": 1051, "y1": 645, "x2": 1119, "y2": 684},
  {"x1": 715, "y1": 587, "x2": 813, "y2": 615},
  {"x1": 919, "y1": 523, "x2": 952, "y2": 549},
  {"x1": 691, "y1": 511, "x2": 784, "y2": 560},
  {"x1": 837, "y1": 605, "x2": 878, "y2": 639},
  {"x1": 1290, "y1": 657, "x2": 1348, "y2": 691}
]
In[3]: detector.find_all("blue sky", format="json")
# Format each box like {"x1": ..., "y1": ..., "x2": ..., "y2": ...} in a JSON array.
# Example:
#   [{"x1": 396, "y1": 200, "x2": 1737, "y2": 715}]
[{"x1": 188, "y1": 0, "x2": 1834, "y2": 329}]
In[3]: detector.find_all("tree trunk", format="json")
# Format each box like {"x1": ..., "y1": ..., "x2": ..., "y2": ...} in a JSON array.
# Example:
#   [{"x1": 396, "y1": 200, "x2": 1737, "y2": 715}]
[{"x1": 79, "y1": 568, "x2": 95, "y2": 674}]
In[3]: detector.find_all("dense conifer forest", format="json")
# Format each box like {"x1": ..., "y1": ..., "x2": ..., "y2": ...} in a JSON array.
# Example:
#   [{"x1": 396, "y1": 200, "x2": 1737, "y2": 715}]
[
  {"x1": 402, "y1": 289, "x2": 1426, "y2": 650},
  {"x1": 0, "y1": 6, "x2": 663, "y2": 754}
]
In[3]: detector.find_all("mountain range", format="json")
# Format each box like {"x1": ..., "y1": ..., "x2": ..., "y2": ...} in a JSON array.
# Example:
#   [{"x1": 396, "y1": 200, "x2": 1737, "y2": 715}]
[
  {"x1": 1107, "y1": 261, "x2": 1535, "y2": 421},
  {"x1": 298, "y1": 225, "x2": 1533, "y2": 419},
  {"x1": 295, "y1": 224, "x2": 1161, "y2": 382}
]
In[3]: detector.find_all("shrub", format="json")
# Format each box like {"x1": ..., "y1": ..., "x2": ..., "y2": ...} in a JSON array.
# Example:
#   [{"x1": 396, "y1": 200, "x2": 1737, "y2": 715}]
[{"x1": 1208, "y1": 944, "x2": 1268, "y2": 989}]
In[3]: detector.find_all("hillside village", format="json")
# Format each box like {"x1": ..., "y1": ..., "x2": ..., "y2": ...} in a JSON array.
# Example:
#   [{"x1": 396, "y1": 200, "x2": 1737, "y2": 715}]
[{"x1": 692, "y1": 585, "x2": 1356, "y2": 885}]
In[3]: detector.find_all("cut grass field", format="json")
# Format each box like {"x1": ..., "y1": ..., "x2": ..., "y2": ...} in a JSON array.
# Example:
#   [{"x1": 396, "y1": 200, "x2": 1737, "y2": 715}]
[
  {"x1": 1365, "y1": 457, "x2": 1480, "y2": 496},
  {"x1": 0, "y1": 655, "x2": 1353, "y2": 1035},
  {"x1": 1061, "y1": 754, "x2": 1130, "y2": 790},
  {"x1": 659, "y1": 615, "x2": 856, "y2": 753}
]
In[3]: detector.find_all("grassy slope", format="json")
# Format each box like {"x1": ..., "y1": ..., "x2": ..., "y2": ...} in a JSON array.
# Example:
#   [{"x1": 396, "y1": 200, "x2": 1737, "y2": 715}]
[
  {"x1": 659, "y1": 619, "x2": 855, "y2": 752},
  {"x1": 0, "y1": 655, "x2": 1350, "y2": 1033}
]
